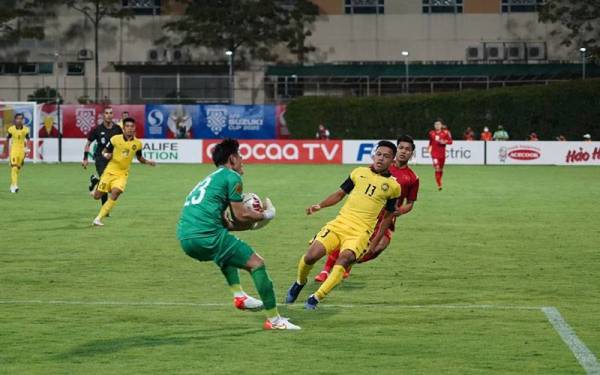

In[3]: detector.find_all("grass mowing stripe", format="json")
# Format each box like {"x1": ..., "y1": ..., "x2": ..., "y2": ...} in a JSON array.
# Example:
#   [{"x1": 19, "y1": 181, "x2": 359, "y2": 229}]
[{"x1": 543, "y1": 307, "x2": 600, "y2": 375}]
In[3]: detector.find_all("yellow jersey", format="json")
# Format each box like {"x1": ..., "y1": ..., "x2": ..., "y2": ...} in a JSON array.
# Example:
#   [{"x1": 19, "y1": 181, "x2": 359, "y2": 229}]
[
  {"x1": 7, "y1": 125, "x2": 29, "y2": 153},
  {"x1": 332, "y1": 166, "x2": 401, "y2": 233},
  {"x1": 104, "y1": 134, "x2": 143, "y2": 176}
]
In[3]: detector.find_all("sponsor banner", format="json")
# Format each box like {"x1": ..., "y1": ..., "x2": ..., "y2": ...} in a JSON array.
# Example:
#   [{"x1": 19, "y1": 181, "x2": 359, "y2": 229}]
[
  {"x1": 0, "y1": 139, "x2": 59, "y2": 163},
  {"x1": 140, "y1": 139, "x2": 202, "y2": 164},
  {"x1": 486, "y1": 141, "x2": 600, "y2": 165},
  {"x1": 203, "y1": 140, "x2": 342, "y2": 164},
  {"x1": 60, "y1": 138, "x2": 203, "y2": 163},
  {"x1": 61, "y1": 105, "x2": 145, "y2": 138},
  {"x1": 343, "y1": 140, "x2": 484, "y2": 165},
  {"x1": 144, "y1": 104, "x2": 201, "y2": 139},
  {"x1": 486, "y1": 141, "x2": 556, "y2": 165},
  {"x1": 561, "y1": 142, "x2": 600, "y2": 165},
  {"x1": 0, "y1": 103, "x2": 35, "y2": 138},
  {"x1": 199, "y1": 105, "x2": 276, "y2": 139}
]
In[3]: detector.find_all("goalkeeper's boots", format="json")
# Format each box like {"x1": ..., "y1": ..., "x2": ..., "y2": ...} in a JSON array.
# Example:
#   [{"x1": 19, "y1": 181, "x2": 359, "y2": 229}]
[
  {"x1": 304, "y1": 294, "x2": 319, "y2": 310},
  {"x1": 234, "y1": 294, "x2": 263, "y2": 311},
  {"x1": 285, "y1": 281, "x2": 305, "y2": 304},
  {"x1": 263, "y1": 316, "x2": 301, "y2": 330}
]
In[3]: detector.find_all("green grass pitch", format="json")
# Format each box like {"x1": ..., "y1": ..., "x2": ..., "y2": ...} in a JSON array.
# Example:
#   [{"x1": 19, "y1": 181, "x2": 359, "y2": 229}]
[{"x1": 1, "y1": 163, "x2": 599, "y2": 374}]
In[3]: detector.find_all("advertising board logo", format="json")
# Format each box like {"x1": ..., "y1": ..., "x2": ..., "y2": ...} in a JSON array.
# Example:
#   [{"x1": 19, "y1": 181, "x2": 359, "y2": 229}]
[
  {"x1": 206, "y1": 108, "x2": 228, "y2": 135},
  {"x1": 76, "y1": 108, "x2": 96, "y2": 135},
  {"x1": 147, "y1": 109, "x2": 165, "y2": 135},
  {"x1": 499, "y1": 145, "x2": 541, "y2": 162},
  {"x1": 508, "y1": 146, "x2": 540, "y2": 161}
]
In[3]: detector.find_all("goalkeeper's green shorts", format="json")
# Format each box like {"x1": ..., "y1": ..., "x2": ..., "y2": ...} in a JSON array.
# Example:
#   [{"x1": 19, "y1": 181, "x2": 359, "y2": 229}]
[{"x1": 180, "y1": 230, "x2": 254, "y2": 269}]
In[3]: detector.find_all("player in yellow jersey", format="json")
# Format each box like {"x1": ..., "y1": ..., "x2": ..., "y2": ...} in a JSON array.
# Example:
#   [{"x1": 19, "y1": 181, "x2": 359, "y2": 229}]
[
  {"x1": 285, "y1": 140, "x2": 401, "y2": 309},
  {"x1": 90, "y1": 117, "x2": 156, "y2": 226},
  {"x1": 1, "y1": 113, "x2": 30, "y2": 193}
]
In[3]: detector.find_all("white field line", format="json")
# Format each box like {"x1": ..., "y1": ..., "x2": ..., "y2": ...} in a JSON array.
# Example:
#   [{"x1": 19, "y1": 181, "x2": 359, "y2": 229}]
[
  {"x1": 0, "y1": 299, "x2": 542, "y2": 310},
  {"x1": 542, "y1": 307, "x2": 600, "y2": 375}
]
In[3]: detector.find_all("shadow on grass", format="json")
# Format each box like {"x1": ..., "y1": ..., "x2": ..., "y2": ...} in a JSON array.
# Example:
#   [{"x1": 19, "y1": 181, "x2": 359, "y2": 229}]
[{"x1": 56, "y1": 328, "x2": 263, "y2": 359}]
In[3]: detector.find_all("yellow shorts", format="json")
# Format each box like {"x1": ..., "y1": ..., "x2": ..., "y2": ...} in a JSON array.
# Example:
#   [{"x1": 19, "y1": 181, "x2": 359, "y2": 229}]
[
  {"x1": 10, "y1": 151, "x2": 25, "y2": 166},
  {"x1": 312, "y1": 221, "x2": 371, "y2": 260},
  {"x1": 98, "y1": 172, "x2": 128, "y2": 193}
]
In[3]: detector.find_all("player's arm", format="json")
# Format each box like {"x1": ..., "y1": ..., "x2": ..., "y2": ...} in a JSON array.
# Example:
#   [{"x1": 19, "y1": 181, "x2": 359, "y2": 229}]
[
  {"x1": 135, "y1": 150, "x2": 156, "y2": 166},
  {"x1": 82, "y1": 128, "x2": 96, "y2": 168},
  {"x1": 229, "y1": 200, "x2": 273, "y2": 225},
  {"x1": 364, "y1": 198, "x2": 397, "y2": 256},
  {"x1": 446, "y1": 131, "x2": 453, "y2": 145},
  {"x1": 306, "y1": 189, "x2": 346, "y2": 215},
  {"x1": 395, "y1": 201, "x2": 415, "y2": 216},
  {"x1": 101, "y1": 141, "x2": 114, "y2": 161}
]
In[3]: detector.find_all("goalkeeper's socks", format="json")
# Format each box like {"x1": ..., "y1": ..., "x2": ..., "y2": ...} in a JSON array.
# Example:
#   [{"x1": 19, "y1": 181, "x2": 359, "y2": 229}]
[{"x1": 250, "y1": 264, "x2": 277, "y2": 311}]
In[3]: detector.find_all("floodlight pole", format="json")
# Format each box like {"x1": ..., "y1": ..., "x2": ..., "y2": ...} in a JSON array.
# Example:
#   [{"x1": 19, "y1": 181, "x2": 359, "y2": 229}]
[
  {"x1": 401, "y1": 50, "x2": 409, "y2": 94},
  {"x1": 226, "y1": 50, "x2": 234, "y2": 104},
  {"x1": 579, "y1": 47, "x2": 587, "y2": 80}
]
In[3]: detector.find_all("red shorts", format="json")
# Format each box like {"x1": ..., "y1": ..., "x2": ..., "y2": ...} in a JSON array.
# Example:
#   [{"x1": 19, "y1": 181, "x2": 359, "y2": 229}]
[{"x1": 432, "y1": 156, "x2": 446, "y2": 169}]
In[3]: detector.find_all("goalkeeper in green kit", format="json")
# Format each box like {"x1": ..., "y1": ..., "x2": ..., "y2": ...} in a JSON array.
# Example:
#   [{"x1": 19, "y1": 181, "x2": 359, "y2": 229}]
[{"x1": 177, "y1": 138, "x2": 300, "y2": 330}]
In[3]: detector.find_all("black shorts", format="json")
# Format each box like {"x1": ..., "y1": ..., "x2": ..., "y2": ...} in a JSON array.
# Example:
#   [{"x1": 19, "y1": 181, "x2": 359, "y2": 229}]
[{"x1": 95, "y1": 157, "x2": 109, "y2": 176}]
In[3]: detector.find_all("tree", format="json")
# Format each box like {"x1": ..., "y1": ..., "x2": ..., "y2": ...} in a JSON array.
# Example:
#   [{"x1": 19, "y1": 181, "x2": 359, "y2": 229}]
[
  {"x1": 284, "y1": 0, "x2": 319, "y2": 64},
  {"x1": 539, "y1": 0, "x2": 600, "y2": 60},
  {"x1": 27, "y1": 86, "x2": 62, "y2": 103},
  {"x1": 162, "y1": 0, "x2": 319, "y2": 63},
  {"x1": 0, "y1": 0, "x2": 55, "y2": 53},
  {"x1": 65, "y1": 0, "x2": 132, "y2": 102}
]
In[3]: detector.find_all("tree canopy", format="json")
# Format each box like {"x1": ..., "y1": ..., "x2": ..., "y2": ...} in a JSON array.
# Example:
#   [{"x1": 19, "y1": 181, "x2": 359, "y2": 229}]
[
  {"x1": 539, "y1": 0, "x2": 600, "y2": 59},
  {"x1": 162, "y1": 0, "x2": 319, "y2": 63}
]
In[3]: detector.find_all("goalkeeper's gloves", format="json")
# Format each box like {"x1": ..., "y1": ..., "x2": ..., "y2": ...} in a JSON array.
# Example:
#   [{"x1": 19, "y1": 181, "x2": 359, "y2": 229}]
[{"x1": 262, "y1": 198, "x2": 276, "y2": 220}]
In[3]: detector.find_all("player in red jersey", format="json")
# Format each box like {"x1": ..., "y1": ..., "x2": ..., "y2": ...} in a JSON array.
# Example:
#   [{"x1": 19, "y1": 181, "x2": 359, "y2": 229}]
[
  {"x1": 314, "y1": 135, "x2": 420, "y2": 282},
  {"x1": 428, "y1": 119, "x2": 453, "y2": 191}
]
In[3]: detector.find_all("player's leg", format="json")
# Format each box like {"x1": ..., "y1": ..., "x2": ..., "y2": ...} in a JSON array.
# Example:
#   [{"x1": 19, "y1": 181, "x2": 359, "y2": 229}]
[
  {"x1": 9, "y1": 153, "x2": 23, "y2": 192},
  {"x1": 360, "y1": 231, "x2": 392, "y2": 263},
  {"x1": 94, "y1": 159, "x2": 108, "y2": 205},
  {"x1": 286, "y1": 226, "x2": 338, "y2": 304},
  {"x1": 93, "y1": 175, "x2": 125, "y2": 225},
  {"x1": 432, "y1": 158, "x2": 442, "y2": 189},
  {"x1": 306, "y1": 249, "x2": 357, "y2": 309},
  {"x1": 315, "y1": 249, "x2": 340, "y2": 282},
  {"x1": 437, "y1": 158, "x2": 446, "y2": 190},
  {"x1": 222, "y1": 234, "x2": 300, "y2": 329}
]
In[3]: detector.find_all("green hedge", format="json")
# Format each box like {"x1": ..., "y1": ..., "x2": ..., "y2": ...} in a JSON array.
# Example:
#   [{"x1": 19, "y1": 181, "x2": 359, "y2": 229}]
[{"x1": 285, "y1": 79, "x2": 600, "y2": 141}]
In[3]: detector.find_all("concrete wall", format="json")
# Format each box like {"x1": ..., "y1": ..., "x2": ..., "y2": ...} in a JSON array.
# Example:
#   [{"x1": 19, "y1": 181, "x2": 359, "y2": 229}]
[{"x1": 0, "y1": 3, "x2": 578, "y2": 104}]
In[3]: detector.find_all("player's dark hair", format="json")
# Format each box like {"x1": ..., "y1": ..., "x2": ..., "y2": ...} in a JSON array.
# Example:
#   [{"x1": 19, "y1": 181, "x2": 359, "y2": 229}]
[
  {"x1": 435, "y1": 117, "x2": 444, "y2": 124},
  {"x1": 122, "y1": 117, "x2": 135, "y2": 125},
  {"x1": 397, "y1": 134, "x2": 415, "y2": 151},
  {"x1": 376, "y1": 140, "x2": 397, "y2": 156},
  {"x1": 14, "y1": 113, "x2": 24, "y2": 119},
  {"x1": 212, "y1": 138, "x2": 240, "y2": 166}
]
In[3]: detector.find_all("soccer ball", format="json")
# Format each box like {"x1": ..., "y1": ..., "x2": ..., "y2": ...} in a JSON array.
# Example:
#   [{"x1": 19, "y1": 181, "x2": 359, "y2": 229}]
[
  {"x1": 224, "y1": 193, "x2": 268, "y2": 229},
  {"x1": 243, "y1": 192, "x2": 264, "y2": 212}
]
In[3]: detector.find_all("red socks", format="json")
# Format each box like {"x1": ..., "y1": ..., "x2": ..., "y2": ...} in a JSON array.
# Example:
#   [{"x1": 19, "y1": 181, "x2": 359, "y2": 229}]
[
  {"x1": 435, "y1": 171, "x2": 443, "y2": 188},
  {"x1": 323, "y1": 250, "x2": 339, "y2": 273}
]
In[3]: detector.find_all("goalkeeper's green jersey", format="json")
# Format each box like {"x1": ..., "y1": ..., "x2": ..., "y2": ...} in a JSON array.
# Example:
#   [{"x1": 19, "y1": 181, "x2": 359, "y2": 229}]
[{"x1": 177, "y1": 167, "x2": 243, "y2": 239}]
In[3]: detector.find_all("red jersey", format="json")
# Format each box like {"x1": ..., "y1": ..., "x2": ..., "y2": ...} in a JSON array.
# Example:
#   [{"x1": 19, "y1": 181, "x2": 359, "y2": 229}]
[
  {"x1": 373, "y1": 163, "x2": 419, "y2": 234},
  {"x1": 480, "y1": 131, "x2": 493, "y2": 141},
  {"x1": 428, "y1": 129, "x2": 453, "y2": 159},
  {"x1": 389, "y1": 164, "x2": 419, "y2": 207}
]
